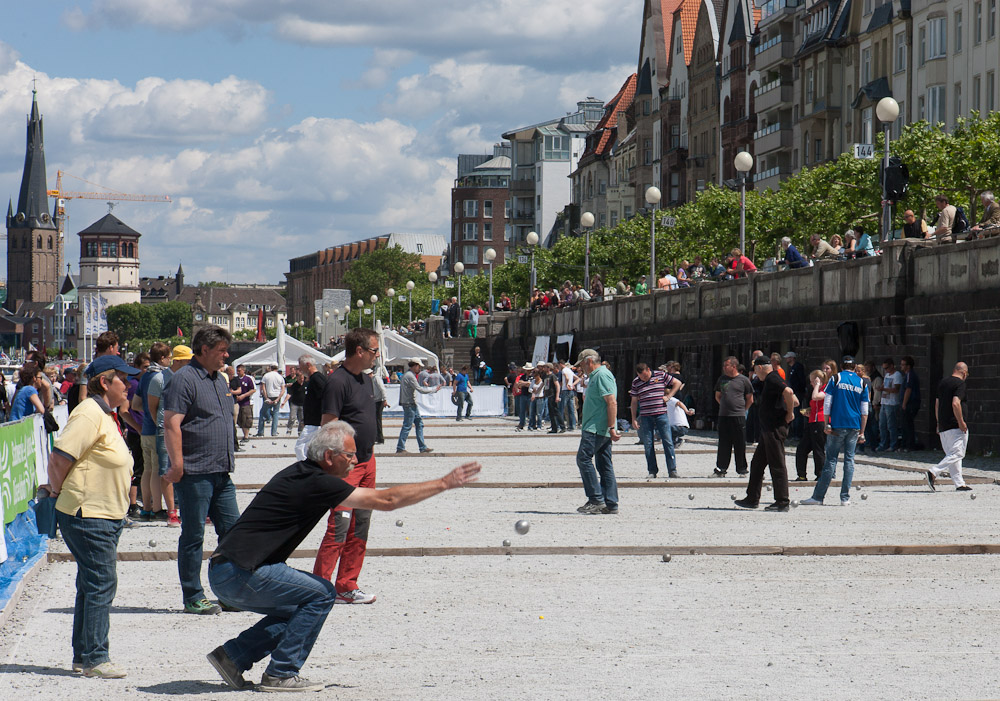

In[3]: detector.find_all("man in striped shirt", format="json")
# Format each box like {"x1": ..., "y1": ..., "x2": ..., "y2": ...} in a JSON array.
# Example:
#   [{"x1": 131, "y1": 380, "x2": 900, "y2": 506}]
[{"x1": 629, "y1": 362, "x2": 681, "y2": 479}]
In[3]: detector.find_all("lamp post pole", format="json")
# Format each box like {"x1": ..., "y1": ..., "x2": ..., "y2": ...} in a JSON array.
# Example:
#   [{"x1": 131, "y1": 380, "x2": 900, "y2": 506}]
[
  {"x1": 646, "y1": 187, "x2": 661, "y2": 284},
  {"x1": 485, "y1": 248, "x2": 496, "y2": 316},
  {"x1": 386, "y1": 288, "x2": 395, "y2": 330},
  {"x1": 370, "y1": 295, "x2": 378, "y2": 327},
  {"x1": 454, "y1": 262, "x2": 464, "y2": 309},
  {"x1": 356, "y1": 299, "x2": 364, "y2": 328},
  {"x1": 734, "y1": 151, "x2": 754, "y2": 255},
  {"x1": 428, "y1": 272, "x2": 438, "y2": 314},
  {"x1": 580, "y1": 212, "x2": 595, "y2": 291},
  {"x1": 526, "y1": 231, "x2": 539, "y2": 303},
  {"x1": 876, "y1": 97, "x2": 900, "y2": 243},
  {"x1": 406, "y1": 280, "x2": 415, "y2": 324}
]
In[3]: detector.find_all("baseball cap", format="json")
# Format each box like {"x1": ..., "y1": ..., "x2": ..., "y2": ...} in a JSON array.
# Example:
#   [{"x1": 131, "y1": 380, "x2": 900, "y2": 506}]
[
  {"x1": 753, "y1": 356, "x2": 772, "y2": 367},
  {"x1": 783, "y1": 351, "x2": 797, "y2": 359},
  {"x1": 171, "y1": 344, "x2": 194, "y2": 361},
  {"x1": 576, "y1": 349, "x2": 600, "y2": 365},
  {"x1": 408, "y1": 357, "x2": 424, "y2": 367},
  {"x1": 85, "y1": 354, "x2": 142, "y2": 378},
  {"x1": 841, "y1": 355, "x2": 856, "y2": 366}
]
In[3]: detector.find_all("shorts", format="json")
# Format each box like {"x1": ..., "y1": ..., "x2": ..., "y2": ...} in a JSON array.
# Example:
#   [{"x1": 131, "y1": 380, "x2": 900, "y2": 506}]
[
  {"x1": 237, "y1": 404, "x2": 254, "y2": 429},
  {"x1": 141, "y1": 434, "x2": 170, "y2": 477}
]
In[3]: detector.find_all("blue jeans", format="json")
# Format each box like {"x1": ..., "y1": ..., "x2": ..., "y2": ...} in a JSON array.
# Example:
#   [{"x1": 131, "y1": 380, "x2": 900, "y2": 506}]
[
  {"x1": 528, "y1": 397, "x2": 543, "y2": 429},
  {"x1": 559, "y1": 391, "x2": 577, "y2": 429},
  {"x1": 396, "y1": 405, "x2": 427, "y2": 452},
  {"x1": 877, "y1": 404, "x2": 899, "y2": 450},
  {"x1": 640, "y1": 413, "x2": 675, "y2": 476},
  {"x1": 209, "y1": 560, "x2": 337, "y2": 679},
  {"x1": 812, "y1": 429, "x2": 859, "y2": 502},
  {"x1": 515, "y1": 394, "x2": 529, "y2": 428},
  {"x1": 56, "y1": 511, "x2": 122, "y2": 668},
  {"x1": 502, "y1": 389, "x2": 509, "y2": 415},
  {"x1": 257, "y1": 401, "x2": 279, "y2": 436},
  {"x1": 576, "y1": 430, "x2": 618, "y2": 508},
  {"x1": 174, "y1": 472, "x2": 240, "y2": 604}
]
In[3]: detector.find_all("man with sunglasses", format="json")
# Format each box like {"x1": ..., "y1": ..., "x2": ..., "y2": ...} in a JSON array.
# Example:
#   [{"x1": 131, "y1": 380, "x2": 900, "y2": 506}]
[{"x1": 312, "y1": 328, "x2": 381, "y2": 604}]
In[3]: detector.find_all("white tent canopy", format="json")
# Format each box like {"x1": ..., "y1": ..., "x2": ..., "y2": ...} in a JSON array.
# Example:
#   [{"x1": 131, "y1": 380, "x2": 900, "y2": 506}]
[
  {"x1": 230, "y1": 336, "x2": 334, "y2": 369},
  {"x1": 332, "y1": 328, "x2": 439, "y2": 369}
]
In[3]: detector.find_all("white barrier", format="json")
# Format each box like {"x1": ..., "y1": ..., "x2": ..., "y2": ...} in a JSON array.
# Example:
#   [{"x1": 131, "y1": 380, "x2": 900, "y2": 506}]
[{"x1": 384, "y1": 385, "x2": 505, "y2": 417}]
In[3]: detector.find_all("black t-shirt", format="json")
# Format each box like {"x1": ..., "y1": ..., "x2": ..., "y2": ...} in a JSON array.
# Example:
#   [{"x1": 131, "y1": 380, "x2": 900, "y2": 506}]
[
  {"x1": 66, "y1": 383, "x2": 82, "y2": 413},
  {"x1": 228, "y1": 376, "x2": 240, "y2": 392},
  {"x1": 303, "y1": 371, "x2": 327, "y2": 427},
  {"x1": 322, "y1": 366, "x2": 376, "y2": 462},
  {"x1": 215, "y1": 460, "x2": 355, "y2": 570},
  {"x1": 715, "y1": 373, "x2": 754, "y2": 416},
  {"x1": 936, "y1": 376, "x2": 967, "y2": 432},
  {"x1": 759, "y1": 371, "x2": 790, "y2": 430},
  {"x1": 505, "y1": 372, "x2": 517, "y2": 388},
  {"x1": 543, "y1": 374, "x2": 558, "y2": 398},
  {"x1": 287, "y1": 379, "x2": 305, "y2": 405}
]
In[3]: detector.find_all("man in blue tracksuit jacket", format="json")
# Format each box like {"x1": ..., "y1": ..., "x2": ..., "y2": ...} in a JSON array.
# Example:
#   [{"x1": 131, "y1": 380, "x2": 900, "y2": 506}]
[{"x1": 800, "y1": 356, "x2": 869, "y2": 505}]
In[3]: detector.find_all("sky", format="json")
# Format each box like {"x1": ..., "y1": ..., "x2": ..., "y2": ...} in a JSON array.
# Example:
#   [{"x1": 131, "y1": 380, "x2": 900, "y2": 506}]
[{"x1": 0, "y1": 1, "x2": 641, "y2": 286}]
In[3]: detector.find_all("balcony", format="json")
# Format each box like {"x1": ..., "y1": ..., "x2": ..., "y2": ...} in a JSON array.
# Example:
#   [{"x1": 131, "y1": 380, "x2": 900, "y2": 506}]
[
  {"x1": 754, "y1": 36, "x2": 794, "y2": 69},
  {"x1": 753, "y1": 80, "x2": 794, "y2": 113},
  {"x1": 753, "y1": 166, "x2": 791, "y2": 191},
  {"x1": 753, "y1": 123, "x2": 793, "y2": 154},
  {"x1": 509, "y1": 179, "x2": 535, "y2": 194},
  {"x1": 757, "y1": 0, "x2": 799, "y2": 28}
]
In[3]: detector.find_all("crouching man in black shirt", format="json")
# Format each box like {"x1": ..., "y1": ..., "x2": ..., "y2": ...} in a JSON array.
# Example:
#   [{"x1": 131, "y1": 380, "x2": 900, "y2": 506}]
[{"x1": 205, "y1": 420, "x2": 481, "y2": 692}]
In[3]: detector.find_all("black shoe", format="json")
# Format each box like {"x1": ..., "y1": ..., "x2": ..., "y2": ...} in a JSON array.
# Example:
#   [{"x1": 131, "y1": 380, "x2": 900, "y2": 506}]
[
  {"x1": 206, "y1": 646, "x2": 249, "y2": 689},
  {"x1": 668, "y1": 472, "x2": 679, "y2": 479},
  {"x1": 601, "y1": 505, "x2": 619, "y2": 515},
  {"x1": 764, "y1": 502, "x2": 790, "y2": 512},
  {"x1": 558, "y1": 428, "x2": 566, "y2": 433},
  {"x1": 925, "y1": 471, "x2": 936, "y2": 491},
  {"x1": 793, "y1": 476, "x2": 808, "y2": 482},
  {"x1": 956, "y1": 485, "x2": 973, "y2": 491},
  {"x1": 126, "y1": 504, "x2": 141, "y2": 520},
  {"x1": 712, "y1": 469, "x2": 727, "y2": 478},
  {"x1": 736, "y1": 470, "x2": 749, "y2": 476},
  {"x1": 733, "y1": 498, "x2": 758, "y2": 509}
]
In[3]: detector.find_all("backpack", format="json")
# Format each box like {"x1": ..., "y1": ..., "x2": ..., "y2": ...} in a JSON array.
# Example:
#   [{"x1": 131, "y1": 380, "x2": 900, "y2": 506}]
[{"x1": 953, "y1": 206, "x2": 970, "y2": 234}]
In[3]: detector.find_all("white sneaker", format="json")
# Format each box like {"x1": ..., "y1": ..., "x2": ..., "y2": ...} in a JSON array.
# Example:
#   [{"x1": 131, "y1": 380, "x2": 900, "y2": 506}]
[
  {"x1": 799, "y1": 497, "x2": 823, "y2": 506},
  {"x1": 646, "y1": 472, "x2": 657, "y2": 480},
  {"x1": 335, "y1": 589, "x2": 377, "y2": 605},
  {"x1": 840, "y1": 498, "x2": 851, "y2": 506}
]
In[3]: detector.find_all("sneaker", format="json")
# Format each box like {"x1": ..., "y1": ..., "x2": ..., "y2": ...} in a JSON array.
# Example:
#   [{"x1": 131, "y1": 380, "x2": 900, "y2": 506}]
[
  {"x1": 956, "y1": 485, "x2": 973, "y2": 491},
  {"x1": 668, "y1": 471, "x2": 679, "y2": 479},
  {"x1": 335, "y1": 589, "x2": 376, "y2": 605},
  {"x1": 793, "y1": 476, "x2": 809, "y2": 482},
  {"x1": 138, "y1": 510, "x2": 155, "y2": 522},
  {"x1": 733, "y1": 498, "x2": 758, "y2": 509},
  {"x1": 419, "y1": 447, "x2": 434, "y2": 453},
  {"x1": 712, "y1": 469, "x2": 727, "y2": 478},
  {"x1": 153, "y1": 510, "x2": 169, "y2": 522},
  {"x1": 799, "y1": 497, "x2": 823, "y2": 506},
  {"x1": 646, "y1": 472, "x2": 657, "y2": 480},
  {"x1": 926, "y1": 471, "x2": 936, "y2": 491},
  {"x1": 840, "y1": 499, "x2": 851, "y2": 507},
  {"x1": 126, "y1": 504, "x2": 141, "y2": 519},
  {"x1": 167, "y1": 509, "x2": 181, "y2": 527},
  {"x1": 206, "y1": 646, "x2": 249, "y2": 689},
  {"x1": 184, "y1": 598, "x2": 222, "y2": 615},
  {"x1": 577, "y1": 501, "x2": 606, "y2": 515},
  {"x1": 764, "y1": 502, "x2": 790, "y2": 512},
  {"x1": 259, "y1": 673, "x2": 324, "y2": 692},
  {"x1": 576, "y1": 501, "x2": 600, "y2": 513},
  {"x1": 219, "y1": 600, "x2": 242, "y2": 612},
  {"x1": 72, "y1": 662, "x2": 84, "y2": 673},
  {"x1": 82, "y1": 661, "x2": 127, "y2": 679},
  {"x1": 601, "y1": 505, "x2": 619, "y2": 514},
  {"x1": 736, "y1": 470, "x2": 749, "y2": 476},
  {"x1": 395, "y1": 449, "x2": 409, "y2": 454}
]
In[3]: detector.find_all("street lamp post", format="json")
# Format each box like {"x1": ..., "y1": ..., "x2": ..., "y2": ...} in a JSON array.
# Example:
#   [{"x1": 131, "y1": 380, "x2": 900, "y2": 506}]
[
  {"x1": 406, "y1": 280, "x2": 415, "y2": 323},
  {"x1": 370, "y1": 295, "x2": 378, "y2": 327},
  {"x1": 580, "y1": 212, "x2": 595, "y2": 291},
  {"x1": 734, "y1": 151, "x2": 755, "y2": 255},
  {"x1": 484, "y1": 248, "x2": 497, "y2": 315},
  {"x1": 386, "y1": 288, "x2": 395, "y2": 330},
  {"x1": 356, "y1": 299, "x2": 364, "y2": 328},
  {"x1": 876, "y1": 96, "x2": 900, "y2": 243},
  {"x1": 645, "y1": 187, "x2": 662, "y2": 285},
  {"x1": 526, "y1": 231, "x2": 539, "y2": 303},
  {"x1": 344, "y1": 305, "x2": 351, "y2": 332},
  {"x1": 323, "y1": 311, "x2": 330, "y2": 345},
  {"x1": 454, "y1": 262, "x2": 464, "y2": 309},
  {"x1": 428, "y1": 272, "x2": 438, "y2": 313},
  {"x1": 314, "y1": 316, "x2": 320, "y2": 344},
  {"x1": 332, "y1": 310, "x2": 339, "y2": 343}
]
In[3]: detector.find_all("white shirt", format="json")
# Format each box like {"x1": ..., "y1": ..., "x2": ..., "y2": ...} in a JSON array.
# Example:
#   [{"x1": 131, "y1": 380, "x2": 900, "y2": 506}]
[
  {"x1": 667, "y1": 397, "x2": 689, "y2": 428},
  {"x1": 881, "y1": 371, "x2": 903, "y2": 406},
  {"x1": 261, "y1": 370, "x2": 285, "y2": 399},
  {"x1": 561, "y1": 366, "x2": 576, "y2": 392}
]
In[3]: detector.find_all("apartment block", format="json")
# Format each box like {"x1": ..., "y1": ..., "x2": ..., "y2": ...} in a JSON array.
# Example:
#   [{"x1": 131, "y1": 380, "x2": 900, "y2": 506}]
[{"x1": 451, "y1": 144, "x2": 511, "y2": 275}]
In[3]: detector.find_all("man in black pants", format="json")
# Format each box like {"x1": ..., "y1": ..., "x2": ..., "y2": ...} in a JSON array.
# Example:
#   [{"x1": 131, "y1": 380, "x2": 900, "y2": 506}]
[
  {"x1": 713, "y1": 356, "x2": 753, "y2": 476},
  {"x1": 736, "y1": 356, "x2": 796, "y2": 512},
  {"x1": 543, "y1": 364, "x2": 565, "y2": 433}
]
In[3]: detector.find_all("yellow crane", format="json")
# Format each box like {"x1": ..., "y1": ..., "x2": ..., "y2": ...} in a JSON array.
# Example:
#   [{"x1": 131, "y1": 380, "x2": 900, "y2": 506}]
[{"x1": 47, "y1": 170, "x2": 171, "y2": 237}]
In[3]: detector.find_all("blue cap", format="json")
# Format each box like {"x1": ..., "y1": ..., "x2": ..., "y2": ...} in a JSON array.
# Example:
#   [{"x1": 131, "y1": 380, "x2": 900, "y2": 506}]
[{"x1": 85, "y1": 354, "x2": 142, "y2": 378}]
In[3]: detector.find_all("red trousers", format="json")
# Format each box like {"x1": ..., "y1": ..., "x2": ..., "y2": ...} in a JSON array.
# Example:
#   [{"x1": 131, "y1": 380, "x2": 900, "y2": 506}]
[{"x1": 312, "y1": 455, "x2": 376, "y2": 592}]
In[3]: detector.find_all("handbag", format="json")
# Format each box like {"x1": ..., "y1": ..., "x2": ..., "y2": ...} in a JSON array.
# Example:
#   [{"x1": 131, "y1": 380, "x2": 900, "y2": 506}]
[
  {"x1": 43, "y1": 410, "x2": 60, "y2": 433},
  {"x1": 33, "y1": 488, "x2": 59, "y2": 538}
]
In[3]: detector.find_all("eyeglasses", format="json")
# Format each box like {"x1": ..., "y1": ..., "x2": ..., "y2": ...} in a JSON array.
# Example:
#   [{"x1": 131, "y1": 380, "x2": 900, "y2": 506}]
[
  {"x1": 364, "y1": 347, "x2": 380, "y2": 354},
  {"x1": 337, "y1": 450, "x2": 358, "y2": 459}
]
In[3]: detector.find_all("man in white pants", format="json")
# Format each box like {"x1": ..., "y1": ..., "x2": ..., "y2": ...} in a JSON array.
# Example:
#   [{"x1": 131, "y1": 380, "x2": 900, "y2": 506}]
[
  {"x1": 927, "y1": 362, "x2": 972, "y2": 492},
  {"x1": 295, "y1": 356, "x2": 327, "y2": 461}
]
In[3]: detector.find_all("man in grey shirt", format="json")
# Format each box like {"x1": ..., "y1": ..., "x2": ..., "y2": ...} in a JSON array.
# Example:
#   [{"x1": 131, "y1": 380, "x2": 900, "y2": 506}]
[
  {"x1": 164, "y1": 326, "x2": 240, "y2": 616},
  {"x1": 713, "y1": 356, "x2": 755, "y2": 476},
  {"x1": 396, "y1": 358, "x2": 443, "y2": 454}
]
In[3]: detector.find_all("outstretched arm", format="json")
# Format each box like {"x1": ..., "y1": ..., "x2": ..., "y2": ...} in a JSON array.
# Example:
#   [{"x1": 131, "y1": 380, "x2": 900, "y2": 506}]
[{"x1": 340, "y1": 462, "x2": 482, "y2": 511}]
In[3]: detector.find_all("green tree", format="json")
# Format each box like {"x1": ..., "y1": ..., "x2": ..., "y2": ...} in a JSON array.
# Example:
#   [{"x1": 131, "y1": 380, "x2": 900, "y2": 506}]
[
  {"x1": 152, "y1": 301, "x2": 192, "y2": 338},
  {"x1": 343, "y1": 245, "x2": 424, "y2": 302},
  {"x1": 106, "y1": 303, "x2": 159, "y2": 344}
]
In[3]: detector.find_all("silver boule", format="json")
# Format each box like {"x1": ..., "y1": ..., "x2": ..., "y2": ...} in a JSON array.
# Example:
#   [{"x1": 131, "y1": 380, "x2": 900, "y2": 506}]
[
  {"x1": 730, "y1": 494, "x2": 737, "y2": 501},
  {"x1": 970, "y1": 493, "x2": 977, "y2": 500},
  {"x1": 861, "y1": 493, "x2": 868, "y2": 500},
  {"x1": 515, "y1": 520, "x2": 530, "y2": 535},
  {"x1": 688, "y1": 494, "x2": 695, "y2": 500},
  {"x1": 662, "y1": 554, "x2": 672, "y2": 562},
  {"x1": 502, "y1": 539, "x2": 512, "y2": 547},
  {"x1": 148, "y1": 540, "x2": 157, "y2": 548},
  {"x1": 395, "y1": 520, "x2": 403, "y2": 527}
]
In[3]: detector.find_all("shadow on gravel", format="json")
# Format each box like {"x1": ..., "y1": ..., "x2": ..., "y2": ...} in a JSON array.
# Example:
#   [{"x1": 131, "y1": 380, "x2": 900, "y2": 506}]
[
  {"x1": 498, "y1": 510, "x2": 575, "y2": 515},
  {"x1": 45, "y1": 606, "x2": 178, "y2": 615},
  {"x1": 136, "y1": 680, "x2": 231, "y2": 695},
  {"x1": 0, "y1": 664, "x2": 78, "y2": 677}
]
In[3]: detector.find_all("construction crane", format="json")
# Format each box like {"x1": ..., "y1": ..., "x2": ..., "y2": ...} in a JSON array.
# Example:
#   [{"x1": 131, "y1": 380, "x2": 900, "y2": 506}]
[{"x1": 47, "y1": 170, "x2": 171, "y2": 238}]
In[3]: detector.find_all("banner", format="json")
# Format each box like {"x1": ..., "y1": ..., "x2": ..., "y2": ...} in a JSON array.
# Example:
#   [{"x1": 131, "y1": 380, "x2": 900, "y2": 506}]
[
  {"x1": 98, "y1": 293, "x2": 109, "y2": 334},
  {"x1": 531, "y1": 335, "x2": 550, "y2": 367},
  {"x1": 0, "y1": 419, "x2": 37, "y2": 526}
]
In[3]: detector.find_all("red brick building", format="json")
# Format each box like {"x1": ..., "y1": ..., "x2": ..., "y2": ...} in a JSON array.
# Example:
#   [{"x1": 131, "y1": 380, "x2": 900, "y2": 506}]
[{"x1": 450, "y1": 145, "x2": 511, "y2": 275}]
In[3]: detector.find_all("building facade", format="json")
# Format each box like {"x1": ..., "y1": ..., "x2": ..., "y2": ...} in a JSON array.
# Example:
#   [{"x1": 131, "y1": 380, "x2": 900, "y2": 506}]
[
  {"x1": 177, "y1": 285, "x2": 287, "y2": 336},
  {"x1": 451, "y1": 144, "x2": 511, "y2": 275}
]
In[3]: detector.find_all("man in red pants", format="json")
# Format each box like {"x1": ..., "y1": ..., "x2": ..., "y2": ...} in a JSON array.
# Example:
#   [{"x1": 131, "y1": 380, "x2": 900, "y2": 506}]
[{"x1": 313, "y1": 327, "x2": 381, "y2": 604}]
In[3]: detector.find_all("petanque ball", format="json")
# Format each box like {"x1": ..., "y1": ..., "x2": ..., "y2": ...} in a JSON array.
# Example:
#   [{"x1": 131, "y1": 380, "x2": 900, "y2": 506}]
[
  {"x1": 766, "y1": 485, "x2": 772, "y2": 491},
  {"x1": 688, "y1": 494, "x2": 695, "y2": 500},
  {"x1": 148, "y1": 540, "x2": 157, "y2": 548},
  {"x1": 515, "y1": 520, "x2": 531, "y2": 535},
  {"x1": 730, "y1": 494, "x2": 737, "y2": 501},
  {"x1": 971, "y1": 493, "x2": 977, "y2": 500},
  {"x1": 395, "y1": 520, "x2": 403, "y2": 527},
  {"x1": 662, "y1": 554, "x2": 672, "y2": 562},
  {"x1": 861, "y1": 493, "x2": 868, "y2": 500},
  {"x1": 503, "y1": 540, "x2": 512, "y2": 547},
  {"x1": 790, "y1": 500, "x2": 799, "y2": 508}
]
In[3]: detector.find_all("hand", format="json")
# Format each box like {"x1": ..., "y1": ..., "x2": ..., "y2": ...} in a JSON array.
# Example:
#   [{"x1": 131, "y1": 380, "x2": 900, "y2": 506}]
[
  {"x1": 686, "y1": 408, "x2": 695, "y2": 416},
  {"x1": 383, "y1": 401, "x2": 389, "y2": 408},
  {"x1": 631, "y1": 419, "x2": 639, "y2": 430},
  {"x1": 785, "y1": 411, "x2": 794, "y2": 425},
  {"x1": 442, "y1": 462, "x2": 482, "y2": 489},
  {"x1": 164, "y1": 464, "x2": 184, "y2": 484},
  {"x1": 824, "y1": 425, "x2": 833, "y2": 435},
  {"x1": 857, "y1": 434, "x2": 865, "y2": 443},
  {"x1": 959, "y1": 421, "x2": 968, "y2": 433},
  {"x1": 610, "y1": 429, "x2": 621, "y2": 442}
]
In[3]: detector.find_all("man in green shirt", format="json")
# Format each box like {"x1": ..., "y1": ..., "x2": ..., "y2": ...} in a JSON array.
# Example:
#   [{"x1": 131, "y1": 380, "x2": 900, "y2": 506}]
[
  {"x1": 575, "y1": 349, "x2": 621, "y2": 515},
  {"x1": 634, "y1": 275, "x2": 649, "y2": 295}
]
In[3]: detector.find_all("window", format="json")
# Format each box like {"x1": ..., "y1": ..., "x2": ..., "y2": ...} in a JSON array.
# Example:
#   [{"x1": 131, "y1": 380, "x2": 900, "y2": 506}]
[
  {"x1": 973, "y1": 75, "x2": 982, "y2": 110},
  {"x1": 504, "y1": 224, "x2": 512, "y2": 241},
  {"x1": 806, "y1": 67, "x2": 815, "y2": 103},
  {"x1": 927, "y1": 85, "x2": 946, "y2": 124},
  {"x1": 504, "y1": 200, "x2": 511, "y2": 218},
  {"x1": 918, "y1": 27, "x2": 926, "y2": 65},
  {"x1": 975, "y1": 2, "x2": 983, "y2": 44},
  {"x1": 670, "y1": 124, "x2": 680, "y2": 148},
  {"x1": 483, "y1": 222, "x2": 492, "y2": 240},
  {"x1": 463, "y1": 223, "x2": 477, "y2": 241},
  {"x1": 988, "y1": 71, "x2": 996, "y2": 111},
  {"x1": 100, "y1": 241, "x2": 109, "y2": 257},
  {"x1": 861, "y1": 108, "x2": 873, "y2": 144},
  {"x1": 803, "y1": 131, "x2": 811, "y2": 165},
  {"x1": 543, "y1": 135, "x2": 570, "y2": 160},
  {"x1": 110, "y1": 242, "x2": 118, "y2": 257},
  {"x1": 484, "y1": 200, "x2": 492, "y2": 218},
  {"x1": 895, "y1": 32, "x2": 907, "y2": 71},
  {"x1": 815, "y1": 138, "x2": 822, "y2": 163},
  {"x1": 862, "y1": 47, "x2": 872, "y2": 82},
  {"x1": 644, "y1": 139, "x2": 652, "y2": 165},
  {"x1": 610, "y1": 211, "x2": 619, "y2": 227},
  {"x1": 599, "y1": 213, "x2": 606, "y2": 227},
  {"x1": 955, "y1": 12, "x2": 963, "y2": 52},
  {"x1": 462, "y1": 245, "x2": 479, "y2": 265},
  {"x1": 928, "y1": 17, "x2": 947, "y2": 58},
  {"x1": 463, "y1": 200, "x2": 477, "y2": 217},
  {"x1": 643, "y1": 99, "x2": 650, "y2": 115},
  {"x1": 917, "y1": 95, "x2": 926, "y2": 120},
  {"x1": 955, "y1": 82, "x2": 963, "y2": 119},
  {"x1": 47, "y1": 236, "x2": 53, "y2": 249},
  {"x1": 864, "y1": 0, "x2": 872, "y2": 15},
  {"x1": 990, "y1": 0, "x2": 997, "y2": 38}
]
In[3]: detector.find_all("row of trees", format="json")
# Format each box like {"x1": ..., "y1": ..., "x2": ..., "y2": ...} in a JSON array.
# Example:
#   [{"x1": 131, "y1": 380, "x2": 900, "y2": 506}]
[{"x1": 104, "y1": 301, "x2": 193, "y2": 352}]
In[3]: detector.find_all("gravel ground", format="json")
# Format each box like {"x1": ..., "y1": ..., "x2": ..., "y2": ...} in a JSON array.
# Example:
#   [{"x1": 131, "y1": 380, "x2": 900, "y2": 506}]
[{"x1": 4, "y1": 419, "x2": 1000, "y2": 699}]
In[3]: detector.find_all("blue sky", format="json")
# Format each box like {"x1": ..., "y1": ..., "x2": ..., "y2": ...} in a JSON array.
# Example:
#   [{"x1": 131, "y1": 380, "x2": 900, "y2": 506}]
[{"x1": 1, "y1": 1, "x2": 640, "y2": 284}]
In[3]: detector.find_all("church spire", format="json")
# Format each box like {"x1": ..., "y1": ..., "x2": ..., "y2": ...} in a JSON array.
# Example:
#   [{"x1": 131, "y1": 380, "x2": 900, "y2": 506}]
[{"x1": 13, "y1": 89, "x2": 55, "y2": 230}]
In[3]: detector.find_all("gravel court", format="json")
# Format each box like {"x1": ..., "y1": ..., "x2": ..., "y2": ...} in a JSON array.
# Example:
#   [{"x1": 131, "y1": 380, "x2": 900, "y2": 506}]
[{"x1": 2, "y1": 556, "x2": 1000, "y2": 700}]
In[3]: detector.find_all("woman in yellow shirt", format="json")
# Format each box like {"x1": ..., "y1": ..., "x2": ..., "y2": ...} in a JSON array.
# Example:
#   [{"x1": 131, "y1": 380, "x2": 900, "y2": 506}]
[{"x1": 46, "y1": 354, "x2": 140, "y2": 680}]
